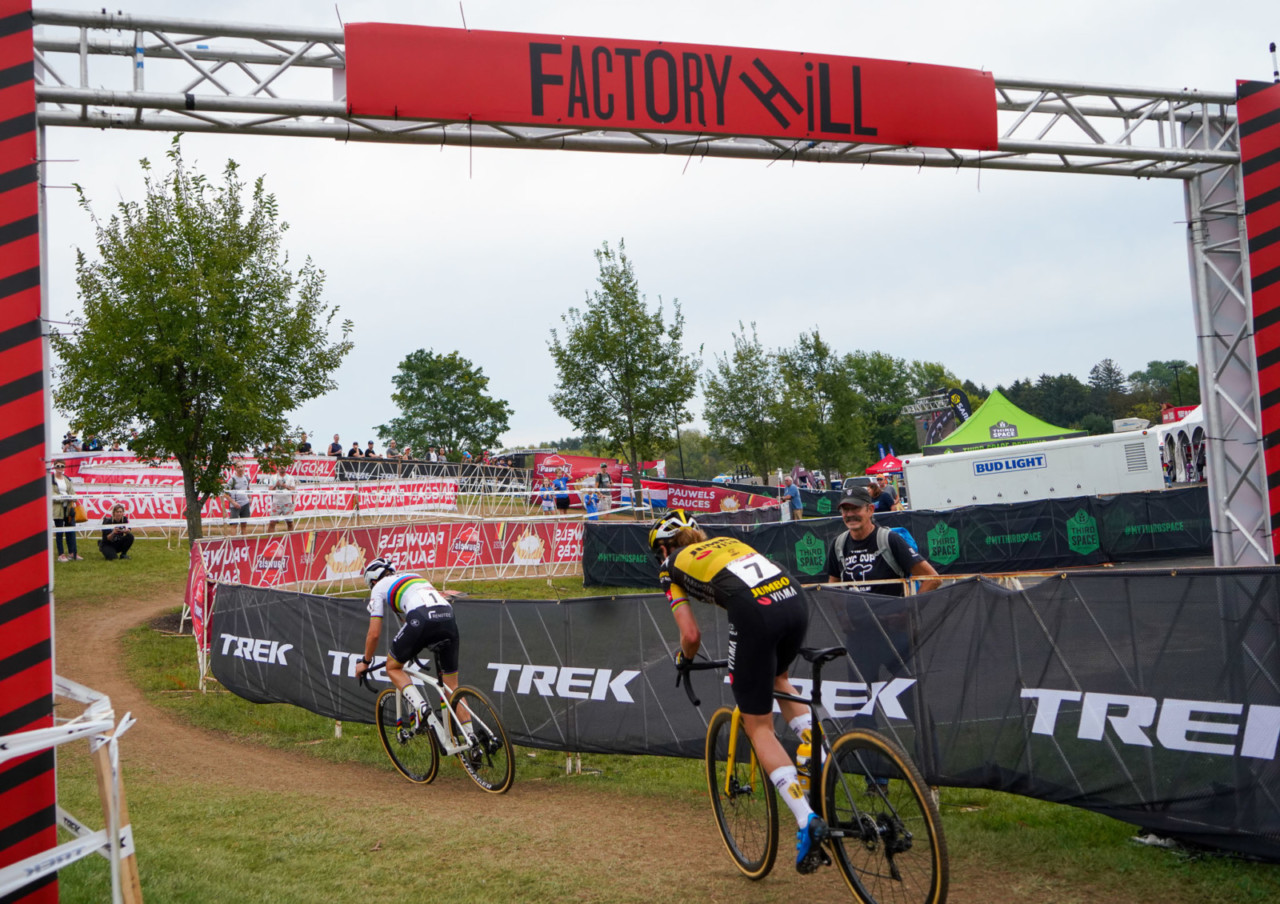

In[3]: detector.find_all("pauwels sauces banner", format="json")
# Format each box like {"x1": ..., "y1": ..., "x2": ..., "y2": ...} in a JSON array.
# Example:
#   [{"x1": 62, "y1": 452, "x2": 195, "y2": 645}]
[
  {"x1": 344, "y1": 25, "x2": 997, "y2": 151},
  {"x1": 621, "y1": 478, "x2": 780, "y2": 514},
  {"x1": 189, "y1": 520, "x2": 585, "y2": 610}
]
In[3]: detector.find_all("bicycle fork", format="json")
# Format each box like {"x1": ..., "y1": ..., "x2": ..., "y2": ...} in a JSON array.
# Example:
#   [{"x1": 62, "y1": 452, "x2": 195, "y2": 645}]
[{"x1": 723, "y1": 710, "x2": 760, "y2": 797}]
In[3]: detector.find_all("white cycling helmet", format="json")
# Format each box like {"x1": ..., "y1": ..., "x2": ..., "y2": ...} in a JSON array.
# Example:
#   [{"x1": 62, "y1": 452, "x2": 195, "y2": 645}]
[{"x1": 364, "y1": 556, "x2": 395, "y2": 588}]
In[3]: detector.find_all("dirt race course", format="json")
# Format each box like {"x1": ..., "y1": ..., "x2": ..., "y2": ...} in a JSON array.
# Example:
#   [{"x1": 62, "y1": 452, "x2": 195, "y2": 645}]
[{"x1": 55, "y1": 589, "x2": 1159, "y2": 904}]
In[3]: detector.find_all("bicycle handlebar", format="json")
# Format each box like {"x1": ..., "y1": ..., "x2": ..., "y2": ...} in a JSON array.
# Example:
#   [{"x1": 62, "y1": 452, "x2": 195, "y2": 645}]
[
  {"x1": 675, "y1": 657, "x2": 728, "y2": 708},
  {"x1": 357, "y1": 657, "x2": 387, "y2": 692}
]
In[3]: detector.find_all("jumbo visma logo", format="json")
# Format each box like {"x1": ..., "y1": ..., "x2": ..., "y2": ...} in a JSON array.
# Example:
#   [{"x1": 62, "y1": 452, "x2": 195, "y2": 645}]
[
  {"x1": 1066, "y1": 509, "x2": 1099, "y2": 555},
  {"x1": 794, "y1": 533, "x2": 825, "y2": 576},
  {"x1": 927, "y1": 522, "x2": 959, "y2": 566}
]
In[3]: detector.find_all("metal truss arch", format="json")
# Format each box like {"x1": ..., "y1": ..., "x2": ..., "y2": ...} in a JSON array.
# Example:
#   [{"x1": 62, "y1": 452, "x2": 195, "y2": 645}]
[{"x1": 29, "y1": 7, "x2": 1270, "y2": 564}]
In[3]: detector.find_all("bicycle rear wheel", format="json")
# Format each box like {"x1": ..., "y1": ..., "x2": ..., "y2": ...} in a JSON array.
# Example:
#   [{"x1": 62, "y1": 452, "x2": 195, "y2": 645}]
[
  {"x1": 375, "y1": 687, "x2": 440, "y2": 783},
  {"x1": 449, "y1": 686, "x2": 515, "y2": 794},
  {"x1": 704, "y1": 707, "x2": 779, "y2": 880},
  {"x1": 822, "y1": 729, "x2": 948, "y2": 904}
]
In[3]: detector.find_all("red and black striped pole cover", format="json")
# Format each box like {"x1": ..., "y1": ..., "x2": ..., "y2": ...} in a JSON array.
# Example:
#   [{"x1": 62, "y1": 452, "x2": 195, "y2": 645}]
[
  {"x1": 0, "y1": 0, "x2": 57, "y2": 901},
  {"x1": 1239, "y1": 79, "x2": 1280, "y2": 561}
]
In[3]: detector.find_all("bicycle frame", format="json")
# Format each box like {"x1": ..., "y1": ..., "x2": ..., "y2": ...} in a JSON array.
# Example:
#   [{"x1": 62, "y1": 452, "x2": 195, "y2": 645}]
[
  {"x1": 712, "y1": 670, "x2": 830, "y2": 818},
  {"x1": 369, "y1": 659, "x2": 474, "y2": 756}
]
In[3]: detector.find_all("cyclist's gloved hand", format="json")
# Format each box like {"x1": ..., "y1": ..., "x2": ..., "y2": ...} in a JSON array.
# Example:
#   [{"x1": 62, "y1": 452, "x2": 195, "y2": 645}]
[{"x1": 674, "y1": 649, "x2": 692, "y2": 670}]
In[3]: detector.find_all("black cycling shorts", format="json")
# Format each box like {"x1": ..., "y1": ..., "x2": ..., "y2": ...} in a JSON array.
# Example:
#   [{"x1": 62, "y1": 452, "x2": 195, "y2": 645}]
[
  {"x1": 724, "y1": 589, "x2": 809, "y2": 716},
  {"x1": 389, "y1": 606, "x2": 460, "y2": 674}
]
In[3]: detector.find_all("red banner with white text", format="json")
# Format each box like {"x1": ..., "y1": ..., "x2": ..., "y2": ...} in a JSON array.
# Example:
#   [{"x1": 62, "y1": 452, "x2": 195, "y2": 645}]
[{"x1": 189, "y1": 520, "x2": 586, "y2": 614}]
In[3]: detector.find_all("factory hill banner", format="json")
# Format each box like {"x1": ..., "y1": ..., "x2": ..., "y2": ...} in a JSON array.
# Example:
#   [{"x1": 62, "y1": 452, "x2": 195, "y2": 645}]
[
  {"x1": 212, "y1": 566, "x2": 1280, "y2": 860},
  {"x1": 584, "y1": 486, "x2": 1212, "y2": 587},
  {"x1": 344, "y1": 25, "x2": 998, "y2": 151}
]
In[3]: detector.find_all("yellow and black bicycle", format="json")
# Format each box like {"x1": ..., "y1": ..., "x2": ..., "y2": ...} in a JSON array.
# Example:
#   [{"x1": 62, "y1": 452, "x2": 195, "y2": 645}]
[{"x1": 678, "y1": 645, "x2": 948, "y2": 904}]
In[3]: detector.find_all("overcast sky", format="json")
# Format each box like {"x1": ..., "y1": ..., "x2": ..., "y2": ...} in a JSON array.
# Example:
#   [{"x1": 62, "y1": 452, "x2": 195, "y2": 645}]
[{"x1": 36, "y1": 0, "x2": 1280, "y2": 451}]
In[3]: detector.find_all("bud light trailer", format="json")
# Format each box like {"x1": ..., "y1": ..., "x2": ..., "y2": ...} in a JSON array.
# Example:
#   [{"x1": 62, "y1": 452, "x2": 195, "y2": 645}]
[{"x1": 900, "y1": 430, "x2": 1164, "y2": 511}]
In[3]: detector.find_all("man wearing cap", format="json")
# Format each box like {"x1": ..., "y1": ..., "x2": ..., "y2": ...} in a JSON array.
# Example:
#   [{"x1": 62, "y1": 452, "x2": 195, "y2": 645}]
[{"x1": 826, "y1": 487, "x2": 939, "y2": 595}]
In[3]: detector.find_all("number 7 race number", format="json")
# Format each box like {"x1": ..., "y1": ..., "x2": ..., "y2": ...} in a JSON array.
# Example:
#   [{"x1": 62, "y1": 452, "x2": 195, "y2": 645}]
[{"x1": 725, "y1": 552, "x2": 782, "y2": 586}]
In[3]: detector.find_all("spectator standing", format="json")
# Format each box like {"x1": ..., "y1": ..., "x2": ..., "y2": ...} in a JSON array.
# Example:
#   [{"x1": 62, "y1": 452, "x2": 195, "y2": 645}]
[
  {"x1": 825, "y1": 487, "x2": 938, "y2": 595},
  {"x1": 83, "y1": 434, "x2": 103, "y2": 452},
  {"x1": 98, "y1": 503, "x2": 134, "y2": 560},
  {"x1": 297, "y1": 433, "x2": 313, "y2": 454},
  {"x1": 126, "y1": 428, "x2": 139, "y2": 450},
  {"x1": 538, "y1": 478, "x2": 554, "y2": 514},
  {"x1": 553, "y1": 469, "x2": 571, "y2": 514},
  {"x1": 595, "y1": 463, "x2": 613, "y2": 513},
  {"x1": 328, "y1": 434, "x2": 343, "y2": 456},
  {"x1": 401, "y1": 446, "x2": 413, "y2": 461},
  {"x1": 868, "y1": 476, "x2": 898, "y2": 513},
  {"x1": 347, "y1": 441, "x2": 363, "y2": 458},
  {"x1": 222, "y1": 460, "x2": 253, "y2": 536},
  {"x1": 51, "y1": 461, "x2": 82, "y2": 561},
  {"x1": 267, "y1": 468, "x2": 297, "y2": 532},
  {"x1": 782, "y1": 475, "x2": 802, "y2": 520},
  {"x1": 385, "y1": 440, "x2": 399, "y2": 459},
  {"x1": 365, "y1": 441, "x2": 380, "y2": 459}
]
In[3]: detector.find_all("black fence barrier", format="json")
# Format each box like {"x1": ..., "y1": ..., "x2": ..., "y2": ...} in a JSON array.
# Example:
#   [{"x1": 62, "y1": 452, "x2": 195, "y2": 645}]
[
  {"x1": 212, "y1": 565, "x2": 1280, "y2": 860},
  {"x1": 583, "y1": 486, "x2": 1212, "y2": 587}
]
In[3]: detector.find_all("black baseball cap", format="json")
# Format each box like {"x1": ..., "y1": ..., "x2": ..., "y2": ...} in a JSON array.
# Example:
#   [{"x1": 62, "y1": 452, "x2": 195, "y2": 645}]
[{"x1": 838, "y1": 487, "x2": 874, "y2": 508}]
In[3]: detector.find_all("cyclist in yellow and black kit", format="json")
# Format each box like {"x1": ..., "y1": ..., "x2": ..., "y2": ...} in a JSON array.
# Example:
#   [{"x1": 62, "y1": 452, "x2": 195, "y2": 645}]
[{"x1": 651, "y1": 510, "x2": 830, "y2": 873}]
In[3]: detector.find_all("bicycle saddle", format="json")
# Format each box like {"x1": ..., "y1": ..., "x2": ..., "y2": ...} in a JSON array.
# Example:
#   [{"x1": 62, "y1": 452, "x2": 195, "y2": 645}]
[{"x1": 799, "y1": 646, "x2": 847, "y2": 665}]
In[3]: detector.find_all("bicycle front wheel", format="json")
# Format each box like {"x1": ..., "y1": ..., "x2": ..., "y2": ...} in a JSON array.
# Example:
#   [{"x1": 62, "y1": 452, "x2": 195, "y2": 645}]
[
  {"x1": 704, "y1": 707, "x2": 779, "y2": 880},
  {"x1": 449, "y1": 686, "x2": 515, "y2": 794},
  {"x1": 822, "y1": 729, "x2": 948, "y2": 904},
  {"x1": 375, "y1": 687, "x2": 440, "y2": 783}
]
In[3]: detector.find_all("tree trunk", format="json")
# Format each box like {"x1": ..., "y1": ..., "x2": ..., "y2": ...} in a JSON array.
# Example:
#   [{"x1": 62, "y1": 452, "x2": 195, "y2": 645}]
[{"x1": 179, "y1": 458, "x2": 203, "y2": 543}]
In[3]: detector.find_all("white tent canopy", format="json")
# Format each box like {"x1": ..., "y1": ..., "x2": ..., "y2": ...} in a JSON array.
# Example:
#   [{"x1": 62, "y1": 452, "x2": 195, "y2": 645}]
[{"x1": 1155, "y1": 406, "x2": 1205, "y2": 483}]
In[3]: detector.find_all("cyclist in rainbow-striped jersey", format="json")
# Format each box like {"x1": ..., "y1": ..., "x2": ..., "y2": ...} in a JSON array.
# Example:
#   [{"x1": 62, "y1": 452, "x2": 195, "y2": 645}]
[{"x1": 354, "y1": 557, "x2": 464, "y2": 726}]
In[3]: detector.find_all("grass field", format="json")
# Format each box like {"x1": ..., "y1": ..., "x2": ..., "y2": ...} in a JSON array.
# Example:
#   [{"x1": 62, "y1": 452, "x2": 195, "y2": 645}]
[{"x1": 49, "y1": 541, "x2": 1280, "y2": 903}]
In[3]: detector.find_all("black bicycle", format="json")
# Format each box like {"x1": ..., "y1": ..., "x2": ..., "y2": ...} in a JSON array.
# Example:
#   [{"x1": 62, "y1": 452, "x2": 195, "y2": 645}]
[{"x1": 678, "y1": 645, "x2": 948, "y2": 904}]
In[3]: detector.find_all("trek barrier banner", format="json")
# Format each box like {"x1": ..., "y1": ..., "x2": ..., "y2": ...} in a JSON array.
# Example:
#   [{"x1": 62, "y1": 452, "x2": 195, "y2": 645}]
[
  {"x1": 344, "y1": 25, "x2": 999, "y2": 152},
  {"x1": 212, "y1": 567, "x2": 1280, "y2": 860},
  {"x1": 583, "y1": 486, "x2": 1212, "y2": 586}
]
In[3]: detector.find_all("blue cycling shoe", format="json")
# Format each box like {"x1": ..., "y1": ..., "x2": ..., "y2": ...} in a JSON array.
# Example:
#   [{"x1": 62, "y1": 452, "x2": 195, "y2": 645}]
[{"x1": 796, "y1": 813, "x2": 830, "y2": 874}]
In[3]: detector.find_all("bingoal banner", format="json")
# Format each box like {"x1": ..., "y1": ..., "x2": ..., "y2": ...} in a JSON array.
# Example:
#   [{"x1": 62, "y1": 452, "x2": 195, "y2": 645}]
[{"x1": 344, "y1": 24, "x2": 998, "y2": 151}]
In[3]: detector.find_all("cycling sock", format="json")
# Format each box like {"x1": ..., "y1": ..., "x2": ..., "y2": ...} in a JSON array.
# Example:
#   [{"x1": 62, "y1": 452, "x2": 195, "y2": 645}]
[
  {"x1": 788, "y1": 713, "x2": 812, "y2": 743},
  {"x1": 403, "y1": 685, "x2": 428, "y2": 712},
  {"x1": 770, "y1": 765, "x2": 813, "y2": 828}
]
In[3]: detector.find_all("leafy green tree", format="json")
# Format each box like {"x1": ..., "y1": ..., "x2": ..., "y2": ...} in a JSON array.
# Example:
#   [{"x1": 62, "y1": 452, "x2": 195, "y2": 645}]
[
  {"x1": 847, "y1": 350, "x2": 917, "y2": 460},
  {"x1": 1128, "y1": 360, "x2": 1199, "y2": 407},
  {"x1": 658, "y1": 426, "x2": 737, "y2": 481},
  {"x1": 548, "y1": 241, "x2": 699, "y2": 497},
  {"x1": 1034, "y1": 373, "x2": 1093, "y2": 427},
  {"x1": 52, "y1": 140, "x2": 353, "y2": 541},
  {"x1": 378, "y1": 349, "x2": 512, "y2": 458},
  {"x1": 777, "y1": 331, "x2": 868, "y2": 480},
  {"x1": 703, "y1": 323, "x2": 787, "y2": 480},
  {"x1": 1088, "y1": 357, "x2": 1128, "y2": 419}
]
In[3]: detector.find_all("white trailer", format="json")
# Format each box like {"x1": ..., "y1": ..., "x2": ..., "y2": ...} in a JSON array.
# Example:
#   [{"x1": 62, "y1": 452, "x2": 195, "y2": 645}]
[{"x1": 901, "y1": 430, "x2": 1164, "y2": 511}]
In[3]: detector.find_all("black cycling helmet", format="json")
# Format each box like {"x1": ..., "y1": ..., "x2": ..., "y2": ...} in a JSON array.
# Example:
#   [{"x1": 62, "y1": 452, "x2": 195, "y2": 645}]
[
  {"x1": 364, "y1": 556, "x2": 395, "y2": 588},
  {"x1": 648, "y1": 509, "x2": 699, "y2": 560}
]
